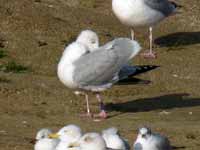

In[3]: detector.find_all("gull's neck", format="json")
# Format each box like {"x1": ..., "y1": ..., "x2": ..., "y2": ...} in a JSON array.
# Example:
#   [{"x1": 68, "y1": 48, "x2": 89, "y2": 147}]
[{"x1": 59, "y1": 42, "x2": 87, "y2": 66}]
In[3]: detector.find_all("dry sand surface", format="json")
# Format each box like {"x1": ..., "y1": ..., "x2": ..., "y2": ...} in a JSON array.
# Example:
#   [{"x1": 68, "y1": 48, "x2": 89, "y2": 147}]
[{"x1": 0, "y1": 0, "x2": 200, "y2": 149}]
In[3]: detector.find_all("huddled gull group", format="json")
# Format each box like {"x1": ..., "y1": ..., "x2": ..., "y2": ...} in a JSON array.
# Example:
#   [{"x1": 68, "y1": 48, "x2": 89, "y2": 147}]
[{"x1": 34, "y1": 125, "x2": 172, "y2": 150}]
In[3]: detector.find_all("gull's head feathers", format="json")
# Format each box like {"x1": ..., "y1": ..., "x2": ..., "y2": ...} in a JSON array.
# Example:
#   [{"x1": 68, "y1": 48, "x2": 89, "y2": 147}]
[
  {"x1": 76, "y1": 30, "x2": 99, "y2": 52},
  {"x1": 49, "y1": 124, "x2": 82, "y2": 144},
  {"x1": 138, "y1": 127, "x2": 152, "y2": 139},
  {"x1": 36, "y1": 128, "x2": 52, "y2": 140}
]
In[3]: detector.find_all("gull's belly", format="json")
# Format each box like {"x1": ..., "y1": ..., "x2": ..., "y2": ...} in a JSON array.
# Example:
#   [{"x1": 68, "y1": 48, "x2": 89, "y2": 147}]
[{"x1": 57, "y1": 63, "x2": 78, "y2": 89}]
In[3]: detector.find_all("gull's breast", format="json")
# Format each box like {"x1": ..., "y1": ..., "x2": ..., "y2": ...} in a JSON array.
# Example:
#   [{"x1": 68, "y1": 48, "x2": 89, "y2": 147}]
[{"x1": 112, "y1": 0, "x2": 165, "y2": 27}]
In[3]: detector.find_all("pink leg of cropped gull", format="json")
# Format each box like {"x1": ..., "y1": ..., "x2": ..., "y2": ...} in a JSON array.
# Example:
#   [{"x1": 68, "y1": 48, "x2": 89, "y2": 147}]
[{"x1": 140, "y1": 27, "x2": 157, "y2": 59}]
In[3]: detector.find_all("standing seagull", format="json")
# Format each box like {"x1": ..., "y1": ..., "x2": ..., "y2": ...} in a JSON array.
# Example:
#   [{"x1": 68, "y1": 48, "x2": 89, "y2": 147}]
[
  {"x1": 133, "y1": 127, "x2": 171, "y2": 150},
  {"x1": 112, "y1": 0, "x2": 179, "y2": 58},
  {"x1": 57, "y1": 36, "x2": 141, "y2": 119}
]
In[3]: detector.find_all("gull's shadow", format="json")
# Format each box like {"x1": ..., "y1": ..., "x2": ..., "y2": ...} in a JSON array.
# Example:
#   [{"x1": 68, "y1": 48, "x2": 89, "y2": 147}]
[
  {"x1": 106, "y1": 93, "x2": 200, "y2": 112},
  {"x1": 117, "y1": 77, "x2": 151, "y2": 85},
  {"x1": 172, "y1": 146, "x2": 186, "y2": 150},
  {"x1": 155, "y1": 32, "x2": 200, "y2": 48}
]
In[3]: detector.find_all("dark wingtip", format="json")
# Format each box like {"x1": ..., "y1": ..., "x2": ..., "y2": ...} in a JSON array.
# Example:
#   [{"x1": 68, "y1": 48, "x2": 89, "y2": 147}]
[{"x1": 133, "y1": 65, "x2": 160, "y2": 76}]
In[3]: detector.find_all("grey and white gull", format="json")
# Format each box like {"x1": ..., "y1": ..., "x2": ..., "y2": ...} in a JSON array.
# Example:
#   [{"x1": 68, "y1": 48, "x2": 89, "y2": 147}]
[
  {"x1": 58, "y1": 30, "x2": 158, "y2": 119},
  {"x1": 133, "y1": 127, "x2": 171, "y2": 150},
  {"x1": 57, "y1": 30, "x2": 141, "y2": 119},
  {"x1": 48, "y1": 124, "x2": 82, "y2": 150},
  {"x1": 112, "y1": 0, "x2": 179, "y2": 58}
]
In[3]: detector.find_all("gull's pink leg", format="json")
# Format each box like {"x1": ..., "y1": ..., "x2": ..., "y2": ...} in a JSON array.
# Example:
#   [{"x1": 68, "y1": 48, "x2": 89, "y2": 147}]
[
  {"x1": 75, "y1": 91, "x2": 92, "y2": 118},
  {"x1": 93, "y1": 93, "x2": 107, "y2": 119},
  {"x1": 85, "y1": 94, "x2": 90, "y2": 115},
  {"x1": 140, "y1": 27, "x2": 157, "y2": 59},
  {"x1": 81, "y1": 93, "x2": 93, "y2": 118},
  {"x1": 131, "y1": 28, "x2": 135, "y2": 40}
]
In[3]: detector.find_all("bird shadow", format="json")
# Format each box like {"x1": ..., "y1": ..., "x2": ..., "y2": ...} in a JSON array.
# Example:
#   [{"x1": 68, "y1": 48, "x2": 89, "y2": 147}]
[
  {"x1": 117, "y1": 77, "x2": 151, "y2": 85},
  {"x1": 106, "y1": 93, "x2": 200, "y2": 113},
  {"x1": 172, "y1": 146, "x2": 186, "y2": 149},
  {"x1": 154, "y1": 32, "x2": 200, "y2": 48}
]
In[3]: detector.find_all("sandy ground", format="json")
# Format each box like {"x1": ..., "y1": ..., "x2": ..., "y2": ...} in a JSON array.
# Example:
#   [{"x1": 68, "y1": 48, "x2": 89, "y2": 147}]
[{"x1": 0, "y1": 0, "x2": 200, "y2": 149}]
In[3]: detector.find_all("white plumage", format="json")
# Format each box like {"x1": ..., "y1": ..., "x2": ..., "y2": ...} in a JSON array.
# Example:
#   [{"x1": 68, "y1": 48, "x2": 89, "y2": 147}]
[
  {"x1": 54, "y1": 124, "x2": 82, "y2": 150},
  {"x1": 112, "y1": 0, "x2": 178, "y2": 58},
  {"x1": 79, "y1": 132, "x2": 107, "y2": 150},
  {"x1": 102, "y1": 127, "x2": 129, "y2": 150},
  {"x1": 34, "y1": 128, "x2": 59, "y2": 150}
]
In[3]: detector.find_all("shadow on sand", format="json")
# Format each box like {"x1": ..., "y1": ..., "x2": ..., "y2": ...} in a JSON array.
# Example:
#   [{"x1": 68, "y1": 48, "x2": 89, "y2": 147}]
[
  {"x1": 106, "y1": 93, "x2": 200, "y2": 113},
  {"x1": 155, "y1": 32, "x2": 200, "y2": 48}
]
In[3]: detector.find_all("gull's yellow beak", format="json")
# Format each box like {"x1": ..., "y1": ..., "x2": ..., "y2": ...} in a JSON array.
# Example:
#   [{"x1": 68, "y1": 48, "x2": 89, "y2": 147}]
[{"x1": 48, "y1": 133, "x2": 59, "y2": 139}]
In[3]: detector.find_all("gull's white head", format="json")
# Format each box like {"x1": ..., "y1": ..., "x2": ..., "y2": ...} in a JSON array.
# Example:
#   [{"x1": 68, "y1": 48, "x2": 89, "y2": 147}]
[
  {"x1": 76, "y1": 30, "x2": 99, "y2": 52},
  {"x1": 49, "y1": 124, "x2": 82, "y2": 143},
  {"x1": 36, "y1": 128, "x2": 52, "y2": 140},
  {"x1": 79, "y1": 132, "x2": 107, "y2": 150},
  {"x1": 138, "y1": 127, "x2": 151, "y2": 140},
  {"x1": 61, "y1": 42, "x2": 89, "y2": 63}
]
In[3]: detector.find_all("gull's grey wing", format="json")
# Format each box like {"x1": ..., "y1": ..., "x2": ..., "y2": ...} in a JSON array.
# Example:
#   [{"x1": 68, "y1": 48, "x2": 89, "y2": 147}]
[
  {"x1": 73, "y1": 38, "x2": 139, "y2": 87},
  {"x1": 154, "y1": 134, "x2": 171, "y2": 150},
  {"x1": 134, "y1": 142, "x2": 143, "y2": 150},
  {"x1": 143, "y1": 0, "x2": 175, "y2": 16}
]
